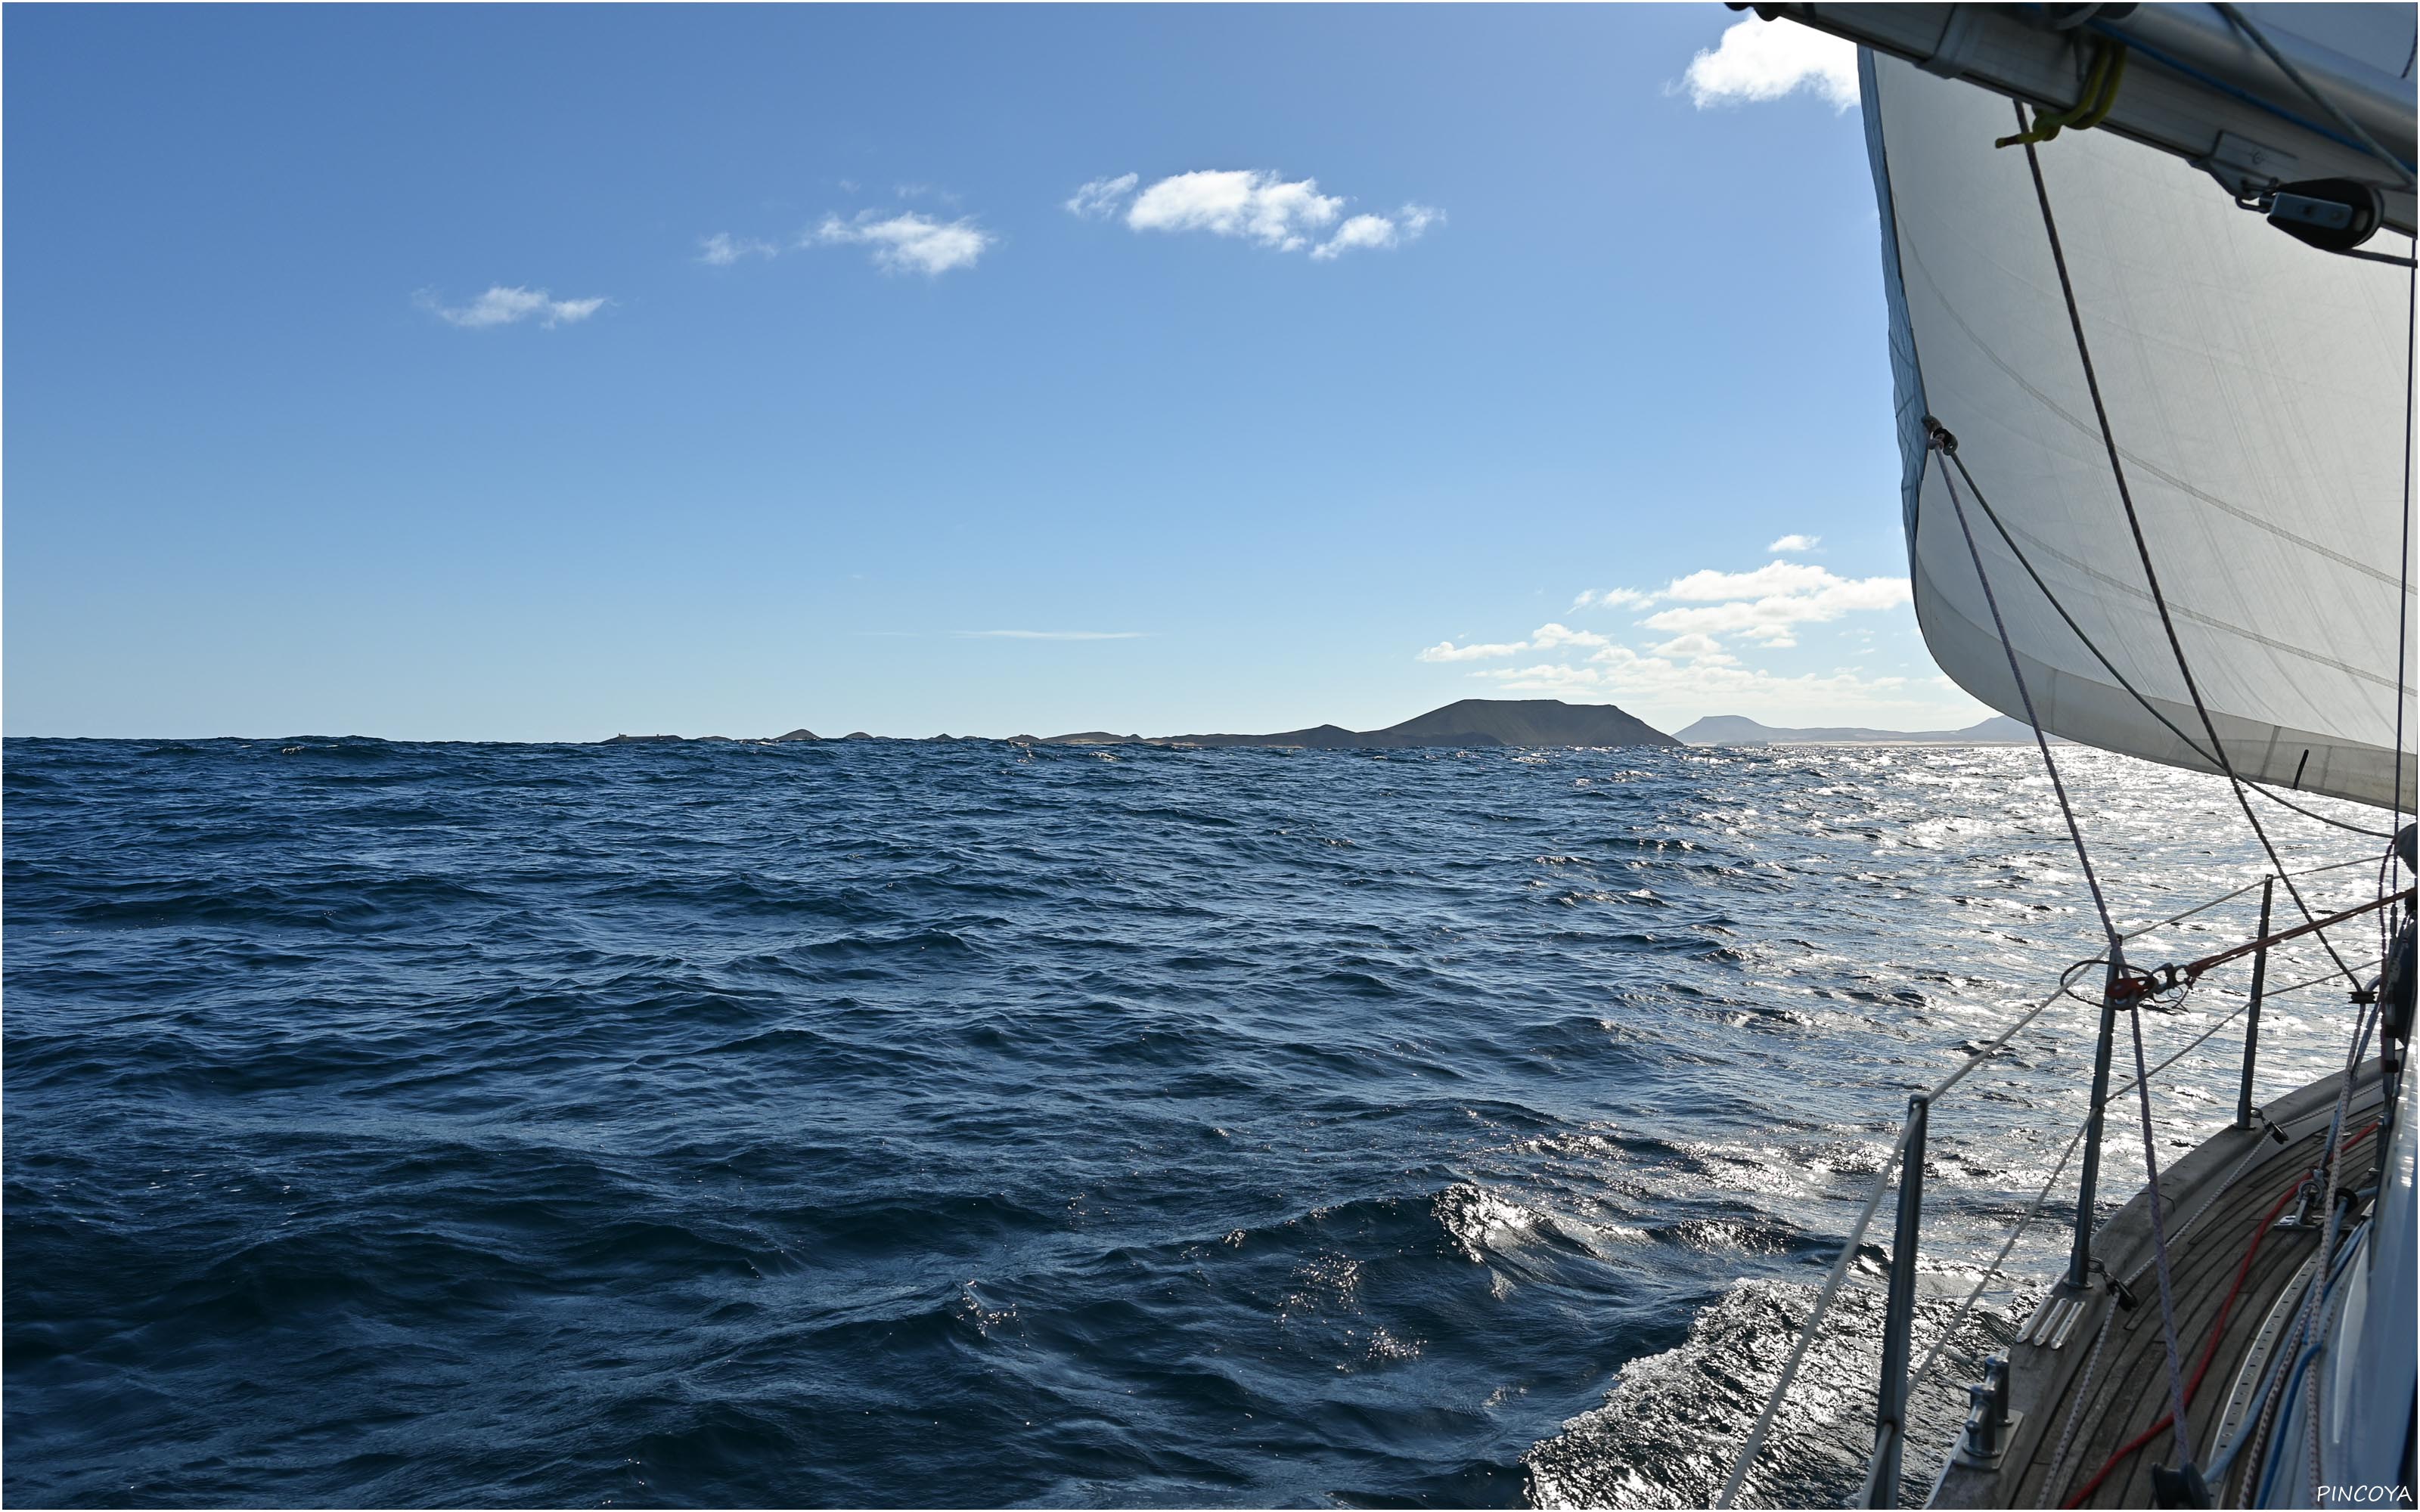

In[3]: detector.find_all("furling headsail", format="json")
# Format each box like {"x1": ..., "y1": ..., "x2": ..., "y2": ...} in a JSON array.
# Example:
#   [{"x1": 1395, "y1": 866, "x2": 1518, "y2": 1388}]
[{"x1": 1807, "y1": 5, "x2": 2420, "y2": 812}]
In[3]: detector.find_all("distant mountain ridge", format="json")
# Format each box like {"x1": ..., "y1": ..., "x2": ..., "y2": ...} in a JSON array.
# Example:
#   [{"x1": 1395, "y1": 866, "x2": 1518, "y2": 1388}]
[
  {"x1": 1677, "y1": 714, "x2": 2046, "y2": 745},
  {"x1": 601, "y1": 699, "x2": 1680, "y2": 749},
  {"x1": 1152, "y1": 699, "x2": 1678, "y2": 749}
]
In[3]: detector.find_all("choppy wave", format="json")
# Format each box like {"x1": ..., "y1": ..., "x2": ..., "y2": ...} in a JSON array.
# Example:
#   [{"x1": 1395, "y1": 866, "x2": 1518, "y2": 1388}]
[{"x1": 0, "y1": 737, "x2": 2379, "y2": 1506}]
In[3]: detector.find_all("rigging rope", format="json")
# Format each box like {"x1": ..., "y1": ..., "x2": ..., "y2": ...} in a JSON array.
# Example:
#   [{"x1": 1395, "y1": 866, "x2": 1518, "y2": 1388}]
[
  {"x1": 2016, "y1": 111, "x2": 2366, "y2": 998},
  {"x1": 2211, "y1": 4, "x2": 2418, "y2": 191},
  {"x1": 2083, "y1": 19, "x2": 2415, "y2": 176},
  {"x1": 1716, "y1": 917, "x2": 2373, "y2": 1506},
  {"x1": 1911, "y1": 952, "x2": 2373, "y2": 1405},
  {"x1": 1996, "y1": 39, "x2": 2127, "y2": 150},
  {"x1": 1928, "y1": 432, "x2": 2124, "y2": 955},
  {"x1": 1712, "y1": 957, "x2": 2093, "y2": 1508},
  {"x1": 1936, "y1": 448, "x2": 2394, "y2": 842},
  {"x1": 2122, "y1": 857, "x2": 2383, "y2": 941},
  {"x1": 2037, "y1": 1305, "x2": 2119, "y2": 1507}
]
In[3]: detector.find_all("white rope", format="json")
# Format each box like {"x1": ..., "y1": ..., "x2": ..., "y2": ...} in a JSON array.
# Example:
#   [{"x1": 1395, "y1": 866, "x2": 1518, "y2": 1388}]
[{"x1": 2037, "y1": 1303, "x2": 2119, "y2": 1507}]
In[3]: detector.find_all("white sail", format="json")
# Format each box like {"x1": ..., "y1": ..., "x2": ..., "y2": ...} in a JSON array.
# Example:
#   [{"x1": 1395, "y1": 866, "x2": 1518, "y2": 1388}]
[{"x1": 1862, "y1": 49, "x2": 2418, "y2": 810}]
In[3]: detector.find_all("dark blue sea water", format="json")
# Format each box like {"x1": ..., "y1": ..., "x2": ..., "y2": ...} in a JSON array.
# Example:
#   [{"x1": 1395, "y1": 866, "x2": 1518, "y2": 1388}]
[{"x1": 2, "y1": 738, "x2": 2384, "y2": 1507}]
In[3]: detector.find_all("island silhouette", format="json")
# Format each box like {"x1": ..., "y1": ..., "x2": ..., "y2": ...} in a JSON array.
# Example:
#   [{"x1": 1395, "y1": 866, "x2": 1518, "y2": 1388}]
[{"x1": 600, "y1": 701, "x2": 2055, "y2": 748}]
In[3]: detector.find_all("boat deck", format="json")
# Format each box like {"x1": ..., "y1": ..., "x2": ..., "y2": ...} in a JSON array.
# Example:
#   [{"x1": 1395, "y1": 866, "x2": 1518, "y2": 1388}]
[{"x1": 1931, "y1": 1061, "x2": 2387, "y2": 1509}]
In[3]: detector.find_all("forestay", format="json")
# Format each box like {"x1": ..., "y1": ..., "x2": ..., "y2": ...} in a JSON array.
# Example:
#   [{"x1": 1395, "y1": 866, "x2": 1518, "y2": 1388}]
[{"x1": 1860, "y1": 50, "x2": 2418, "y2": 810}]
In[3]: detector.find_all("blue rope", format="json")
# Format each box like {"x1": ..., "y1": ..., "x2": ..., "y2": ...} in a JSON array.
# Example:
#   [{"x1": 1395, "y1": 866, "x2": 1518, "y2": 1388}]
[{"x1": 2254, "y1": 1343, "x2": 2328, "y2": 1505}]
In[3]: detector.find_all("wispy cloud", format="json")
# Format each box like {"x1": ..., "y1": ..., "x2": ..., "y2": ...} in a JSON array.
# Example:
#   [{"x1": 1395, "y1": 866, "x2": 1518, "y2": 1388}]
[
  {"x1": 1419, "y1": 640, "x2": 1530, "y2": 663},
  {"x1": 1416, "y1": 623, "x2": 1606, "y2": 662},
  {"x1": 698, "y1": 233, "x2": 777, "y2": 266},
  {"x1": 1064, "y1": 173, "x2": 1140, "y2": 220},
  {"x1": 811, "y1": 211, "x2": 994, "y2": 275},
  {"x1": 1531, "y1": 621, "x2": 1607, "y2": 649},
  {"x1": 1072, "y1": 169, "x2": 1440, "y2": 261},
  {"x1": 1649, "y1": 632, "x2": 1736, "y2": 663},
  {"x1": 962, "y1": 630, "x2": 1146, "y2": 640},
  {"x1": 1767, "y1": 533, "x2": 1820, "y2": 553},
  {"x1": 417, "y1": 286, "x2": 607, "y2": 330},
  {"x1": 1678, "y1": 17, "x2": 1857, "y2": 110},
  {"x1": 1571, "y1": 587, "x2": 1652, "y2": 611},
  {"x1": 1311, "y1": 204, "x2": 1443, "y2": 261}
]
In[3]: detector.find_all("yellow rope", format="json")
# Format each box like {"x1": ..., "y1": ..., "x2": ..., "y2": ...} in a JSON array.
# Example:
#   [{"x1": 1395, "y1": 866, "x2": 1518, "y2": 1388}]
[{"x1": 1996, "y1": 40, "x2": 2128, "y2": 149}]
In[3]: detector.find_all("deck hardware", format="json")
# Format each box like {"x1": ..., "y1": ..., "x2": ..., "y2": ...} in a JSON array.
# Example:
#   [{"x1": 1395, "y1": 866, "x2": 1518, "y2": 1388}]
[
  {"x1": 2235, "y1": 877, "x2": 2273, "y2": 1129},
  {"x1": 2192, "y1": 129, "x2": 2298, "y2": 199},
  {"x1": 2047, "y1": 1298, "x2": 2086, "y2": 1349},
  {"x1": 1951, "y1": 1356, "x2": 2024, "y2": 1470},
  {"x1": 2276, "y1": 1179, "x2": 2321, "y2": 1230},
  {"x1": 2107, "y1": 1274, "x2": 2138, "y2": 1311},
  {"x1": 2024, "y1": 1297, "x2": 2063, "y2": 1346},
  {"x1": 2015, "y1": 1290, "x2": 2057, "y2": 1341},
  {"x1": 2040, "y1": 1297, "x2": 2075, "y2": 1345},
  {"x1": 2261, "y1": 178, "x2": 2384, "y2": 252},
  {"x1": 1862, "y1": 1094, "x2": 1928, "y2": 1508},
  {"x1": 2148, "y1": 1460, "x2": 2213, "y2": 1507}
]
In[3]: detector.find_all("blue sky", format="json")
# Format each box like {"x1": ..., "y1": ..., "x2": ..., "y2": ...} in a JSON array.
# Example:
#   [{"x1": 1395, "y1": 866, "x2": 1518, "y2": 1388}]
[{"x1": 4, "y1": 4, "x2": 1989, "y2": 741}]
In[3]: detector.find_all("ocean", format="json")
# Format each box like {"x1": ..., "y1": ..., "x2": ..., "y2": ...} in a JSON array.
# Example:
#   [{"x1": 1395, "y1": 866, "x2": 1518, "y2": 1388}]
[{"x1": 1, "y1": 736, "x2": 2384, "y2": 1507}]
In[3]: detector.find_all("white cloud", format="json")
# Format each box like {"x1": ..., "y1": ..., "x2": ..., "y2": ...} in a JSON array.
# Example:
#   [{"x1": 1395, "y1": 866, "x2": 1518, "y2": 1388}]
[
  {"x1": 418, "y1": 286, "x2": 607, "y2": 330},
  {"x1": 1109, "y1": 171, "x2": 1439, "y2": 260},
  {"x1": 1572, "y1": 587, "x2": 1653, "y2": 611},
  {"x1": 1423, "y1": 552, "x2": 1920, "y2": 725},
  {"x1": 1065, "y1": 173, "x2": 1140, "y2": 219},
  {"x1": 1658, "y1": 560, "x2": 1841, "y2": 601},
  {"x1": 1640, "y1": 565, "x2": 1910, "y2": 642},
  {"x1": 1312, "y1": 213, "x2": 1398, "y2": 260},
  {"x1": 811, "y1": 212, "x2": 994, "y2": 276},
  {"x1": 1565, "y1": 561, "x2": 1901, "y2": 636},
  {"x1": 698, "y1": 233, "x2": 777, "y2": 266},
  {"x1": 1416, "y1": 622, "x2": 1600, "y2": 662},
  {"x1": 1309, "y1": 204, "x2": 1443, "y2": 261},
  {"x1": 963, "y1": 630, "x2": 1145, "y2": 640},
  {"x1": 1650, "y1": 632, "x2": 1736, "y2": 663},
  {"x1": 1768, "y1": 533, "x2": 1820, "y2": 553},
  {"x1": 1680, "y1": 17, "x2": 1858, "y2": 111},
  {"x1": 1418, "y1": 640, "x2": 1529, "y2": 662},
  {"x1": 1128, "y1": 169, "x2": 1343, "y2": 250}
]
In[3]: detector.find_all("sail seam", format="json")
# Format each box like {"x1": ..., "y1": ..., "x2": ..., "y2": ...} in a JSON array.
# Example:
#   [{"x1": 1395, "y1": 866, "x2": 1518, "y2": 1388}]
[
  {"x1": 1949, "y1": 506, "x2": 2412, "y2": 694},
  {"x1": 1941, "y1": 446, "x2": 2396, "y2": 838},
  {"x1": 1900, "y1": 234, "x2": 2415, "y2": 592},
  {"x1": 2018, "y1": 110, "x2": 2363, "y2": 991}
]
